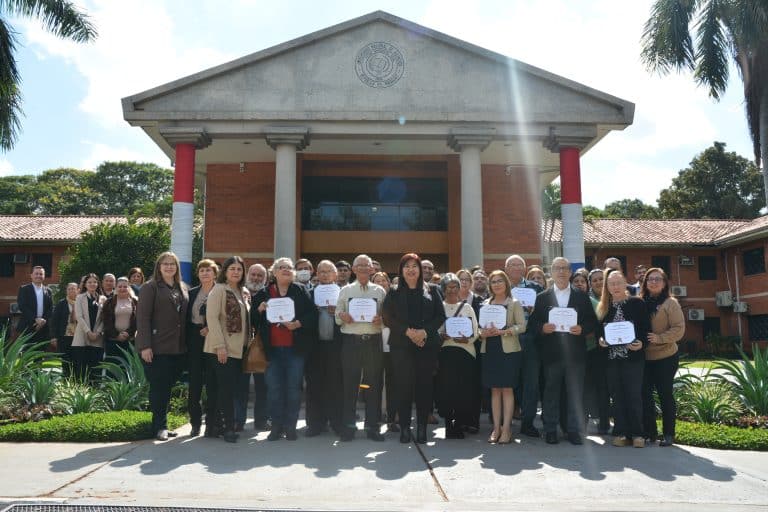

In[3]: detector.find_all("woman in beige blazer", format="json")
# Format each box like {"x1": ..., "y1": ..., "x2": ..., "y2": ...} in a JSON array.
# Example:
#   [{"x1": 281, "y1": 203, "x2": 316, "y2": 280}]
[
  {"x1": 205, "y1": 255, "x2": 250, "y2": 443},
  {"x1": 71, "y1": 273, "x2": 105, "y2": 383}
]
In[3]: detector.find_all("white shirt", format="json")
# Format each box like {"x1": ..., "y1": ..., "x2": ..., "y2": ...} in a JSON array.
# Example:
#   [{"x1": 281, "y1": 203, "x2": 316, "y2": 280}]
[
  {"x1": 33, "y1": 283, "x2": 44, "y2": 318},
  {"x1": 554, "y1": 283, "x2": 571, "y2": 308}
]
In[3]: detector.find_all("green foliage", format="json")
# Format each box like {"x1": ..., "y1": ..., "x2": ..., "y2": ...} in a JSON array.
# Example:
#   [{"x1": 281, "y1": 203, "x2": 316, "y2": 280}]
[
  {"x1": 675, "y1": 367, "x2": 744, "y2": 423},
  {"x1": 541, "y1": 183, "x2": 561, "y2": 220},
  {"x1": 90, "y1": 161, "x2": 174, "y2": 215},
  {"x1": 657, "y1": 142, "x2": 765, "y2": 218},
  {"x1": 671, "y1": 420, "x2": 768, "y2": 451},
  {"x1": 98, "y1": 345, "x2": 148, "y2": 410},
  {"x1": 57, "y1": 220, "x2": 170, "y2": 297},
  {"x1": 0, "y1": 411, "x2": 186, "y2": 442},
  {"x1": 715, "y1": 344, "x2": 768, "y2": 416},
  {"x1": 602, "y1": 198, "x2": 660, "y2": 219},
  {"x1": 54, "y1": 379, "x2": 105, "y2": 415},
  {"x1": 21, "y1": 370, "x2": 59, "y2": 406},
  {"x1": 0, "y1": 329, "x2": 55, "y2": 395},
  {"x1": 168, "y1": 382, "x2": 190, "y2": 416}
]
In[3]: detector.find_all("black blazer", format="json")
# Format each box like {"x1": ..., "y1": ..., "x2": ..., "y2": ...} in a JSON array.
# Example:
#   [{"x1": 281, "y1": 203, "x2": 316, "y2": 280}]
[
  {"x1": 16, "y1": 283, "x2": 53, "y2": 335},
  {"x1": 382, "y1": 284, "x2": 446, "y2": 351},
  {"x1": 251, "y1": 282, "x2": 317, "y2": 358},
  {"x1": 51, "y1": 298, "x2": 72, "y2": 340},
  {"x1": 597, "y1": 296, "x2": 651, "y2": 363},
  {"x1": 529, "y1": 286, "x2": 598, "y2": 364}
]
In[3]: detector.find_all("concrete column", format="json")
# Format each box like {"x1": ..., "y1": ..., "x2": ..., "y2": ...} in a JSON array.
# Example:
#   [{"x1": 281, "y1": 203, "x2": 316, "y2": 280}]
[
  {"x1": 159, "y1": 127, "x2": 211, "y2": 284},
  {"x1": 265, "y1": 127, "x2": 310, "y2": 261},
  {"x1": 448, "y1": 127, "x2": 495, "y2": 269}
]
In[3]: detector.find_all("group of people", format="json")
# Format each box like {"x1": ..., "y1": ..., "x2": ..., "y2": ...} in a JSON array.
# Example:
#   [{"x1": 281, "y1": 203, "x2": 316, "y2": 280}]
[{"x1": 15, "y1": 251, "x2": 685, "y2": 448}]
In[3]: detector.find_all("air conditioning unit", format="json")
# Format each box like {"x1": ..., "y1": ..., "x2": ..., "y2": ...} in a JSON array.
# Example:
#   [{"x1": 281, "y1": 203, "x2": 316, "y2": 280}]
[
  {"x1": 687, "y1": 309, "x2": 705, "y2": 321},
  {"x1": 715, "y1": 291, "x2": 733, "y2": 307},
  {"x1": 13, "y1": 253, "x2": 28, "y2": 264},
  {"x1": 733, "y1": 302, "x2": 749, "y2": 313},
  {"x1": 671, "y1": 285, "x2": 688, "y2": 297},
  {"x1": 678, "y1": 255, "x2": 694, "y2": 266}
]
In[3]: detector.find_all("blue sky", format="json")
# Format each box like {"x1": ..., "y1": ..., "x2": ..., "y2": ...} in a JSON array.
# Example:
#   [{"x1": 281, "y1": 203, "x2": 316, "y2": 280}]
[{"x1": 2, "y1": 0, "x2": 755, "y2": 208}]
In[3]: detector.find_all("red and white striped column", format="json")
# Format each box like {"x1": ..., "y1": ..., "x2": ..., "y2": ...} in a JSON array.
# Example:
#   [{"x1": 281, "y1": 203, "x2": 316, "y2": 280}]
[
  {"x1": 172, "y1": 143, "x2": 196, "y2": 283},
  {"x1": 559, "y1": 146, "x2": 585, "y2": 271}
]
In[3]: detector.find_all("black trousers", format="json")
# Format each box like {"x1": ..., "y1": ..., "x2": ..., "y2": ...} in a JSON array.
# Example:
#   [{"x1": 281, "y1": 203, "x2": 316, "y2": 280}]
[
  {"x1": 585, "y1": 348, "x2": 611, "y2": 431},
  {"x1": 206, "y1": 354, "x2": 240, "y2": 432},
  {"x1": 542, "y1": 358, "x2": 585, "y2": 435},
  {"x1": 607, "y1": 356, "x2": 644, "y2": 438},
  {"x1": 391, "y1": 345, "x2": 439, "y2": 428},
  {"x1": 104, "y1": 339, "x2": 132, "y2": 379},
  {"x1": 58, "y1": 336, "x2": 74, "y2": 379},
  {"x1": 187, "y1": 327, "x2": 213, "y2": 428},
  {"x1": 643, "y1": 352, "x2": 679, "y2": 438},
  {"x1": 436, "y1": 347, "x2": 476, "y2": 427},
  {"x1": 518, "y1": 333, "x2": 541, "y2": 426},
  {"x1": 382, "y1": 352, "x2": 397, "y2": 423},
  {"x1": 142, "y1": 353, "x2": 183, "y2": 434},
  {"x1": 341, "y1": 334, "x2": 383, "y2": 430},
  {"x1": 305, "y1": 336, "x2": 343, "y2": 431},
  {"x1": 71, "y1": 345, "x2": 104, "y2": 384}
]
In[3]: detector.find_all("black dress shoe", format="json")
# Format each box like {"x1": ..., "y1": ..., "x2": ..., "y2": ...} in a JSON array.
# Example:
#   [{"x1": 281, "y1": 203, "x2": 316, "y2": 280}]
[
  {"x1": 267, "y1": 428, "x2": 283, "y2": 441},
  {"x1": 204, "y1": 426, "x2": 220, "y2": 438},
  {"x1": 305, "y1": 427, "x2": 322, "y2": 437},
  {"x1": 399, "y1": 428, "x2": 412, "y2": 444},
  {"x1": 167, "y1": 431, "x2": 178, "y2": 438},
  {"x1": 545, "y1": 432, "x2": 559, "y2": 444},
  {"x1": 568, "y1": 432, "x2": 583, "y2": 445},
  {"x1": 340, "y1": 428, "x2": 355, "y2": 442},
  {"x1": 222, "y1": 430, "x2": 238, "y2": 443},
  {"x1": 659, "y1": 434, "x2": 674, "y2": 447},
  {"x1": 367, "y1": 429, "x2": 385, "y2": 441},
  {"x1": 416, "y1": 424, "x2": 427, "y2": 444},
  {"x1": 285, "y1": 429, "x2": 298, "y2": 441},
  {"x1": 190, "y1": 425, "x2": 201, "y2": 437},
  {"x1": 520, "y1": 424, "x2": 540, "y2": 438}
]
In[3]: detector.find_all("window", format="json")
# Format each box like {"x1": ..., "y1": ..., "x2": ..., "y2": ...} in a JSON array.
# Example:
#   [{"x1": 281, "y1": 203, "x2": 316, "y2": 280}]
[
  {"x1": 0, "y1": 254, "x2": 13, "y2": 278},
  {"x1": 651, "y1": 256, "x2": 671, "y2": 276},
  {"x1": 743, "y1": 248, "x2": 766, "y2": 276},
  {"x1": 30, "y1": 253, "x2": 53, "y2": 277},
  {"x1": 584, "y1": 255, "x2": 593, "y2": 271},
  {"x1": 703, "y1": 317, "x2": 721, "y2": 339},
  {"x1": 699, "y1": 255, "x2": 717, "y2": 280},
  {"x1": 748, "y1": 314, "x2": 768, "y2": 341}
]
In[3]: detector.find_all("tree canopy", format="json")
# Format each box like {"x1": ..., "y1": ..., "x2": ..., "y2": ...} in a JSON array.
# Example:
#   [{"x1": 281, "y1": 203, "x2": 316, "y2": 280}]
[
  {"x1": 657, "y1": 141, "x2": 765, "y2": 219},
  {"x1": 0, "y1": 1, "x2": 97, "y2": 150}
]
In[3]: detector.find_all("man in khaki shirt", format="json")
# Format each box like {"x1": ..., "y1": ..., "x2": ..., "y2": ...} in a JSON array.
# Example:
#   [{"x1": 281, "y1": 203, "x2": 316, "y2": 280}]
[{"x1": 335, "y1": 254, "x2": 386, "y2": 441}]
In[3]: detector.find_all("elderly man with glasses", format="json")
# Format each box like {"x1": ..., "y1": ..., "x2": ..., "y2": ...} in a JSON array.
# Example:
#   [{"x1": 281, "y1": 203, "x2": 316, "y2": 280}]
[{"x1": 529, "y1": 257, "x2": 598, "y2": 445}]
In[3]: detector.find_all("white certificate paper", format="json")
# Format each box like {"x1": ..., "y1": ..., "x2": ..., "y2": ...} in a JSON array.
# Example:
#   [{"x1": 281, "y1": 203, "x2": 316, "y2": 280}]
[
  {"x1": 266, "y1": 297, "x2": 295, "y2": 323},
  {"x1": 445, "y1": 317, "x2": 473, "y2": 338},
  {"x1": 549, "y1": 307, "x2": 578, "y2": 333},
  {"x1": 512, "y1": 287, "x2": 537, "y2": 308},
  {"x1": 604, "y1": 321, "x2": 636, "y2": 345},
  {"x1": 479, "y1": 304, "x2": 507, "y2": 329},
  {"x1": 313, "y1": 284, "x2": 340, "y2": 307},
  {"x1": 348, "y1": 297, "x2": 377, "y2": 322}
]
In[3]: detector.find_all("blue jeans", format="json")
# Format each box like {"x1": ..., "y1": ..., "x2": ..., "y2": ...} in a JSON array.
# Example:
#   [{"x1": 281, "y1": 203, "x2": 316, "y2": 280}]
[{"x1": 265, "y1": 347, "x2": 305, "y2": 431}]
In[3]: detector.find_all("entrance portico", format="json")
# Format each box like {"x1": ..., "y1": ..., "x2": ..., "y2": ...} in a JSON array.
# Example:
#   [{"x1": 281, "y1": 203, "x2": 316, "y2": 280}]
[{"x1": 122, "y1": 11, "x2": 633, "y2": 273}]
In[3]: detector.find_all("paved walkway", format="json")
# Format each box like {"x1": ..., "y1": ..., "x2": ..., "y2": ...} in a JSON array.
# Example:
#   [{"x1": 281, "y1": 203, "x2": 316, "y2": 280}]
[{"x1": 1, "y1": 416, "x2": 767, "y2": 511}]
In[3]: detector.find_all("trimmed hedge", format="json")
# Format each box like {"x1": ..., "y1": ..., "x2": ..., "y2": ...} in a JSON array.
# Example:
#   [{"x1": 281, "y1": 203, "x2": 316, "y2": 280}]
[
  {"x1": 0, "y1": 411, "x2": 186, "y2": 442},
  {"x1": 671, "y1": 420, "x2": 768, "y2": 451}
]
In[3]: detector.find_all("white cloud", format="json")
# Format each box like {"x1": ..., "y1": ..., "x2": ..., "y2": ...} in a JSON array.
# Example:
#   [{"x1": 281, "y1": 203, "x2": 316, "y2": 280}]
[
  {"x1": 80, "y1": 140, "x2": 170, "y2": 170},
  {"x1": 0, "y1": 159, "x2": 15, "y2": 177}
]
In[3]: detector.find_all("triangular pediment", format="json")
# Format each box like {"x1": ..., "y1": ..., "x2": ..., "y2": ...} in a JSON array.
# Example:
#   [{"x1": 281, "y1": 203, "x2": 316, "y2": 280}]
[{"x1": 123, "y1": 11, "x2": 633, "y2": 127}]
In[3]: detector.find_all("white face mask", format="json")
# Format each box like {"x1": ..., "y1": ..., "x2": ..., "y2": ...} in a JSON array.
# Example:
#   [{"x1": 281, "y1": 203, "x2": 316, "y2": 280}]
[{"x1": 296, "y1": 269, "x2": 311, "y2": 283}]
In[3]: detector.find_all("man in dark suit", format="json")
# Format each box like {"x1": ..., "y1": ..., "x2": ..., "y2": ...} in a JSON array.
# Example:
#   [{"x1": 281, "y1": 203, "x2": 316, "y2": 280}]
[
  {"x1": 16, "y1": 266, "x2": 54, "y2": 345},
  {"x1": 529, "y1": 257, "x2": 597, "y2": 445}
]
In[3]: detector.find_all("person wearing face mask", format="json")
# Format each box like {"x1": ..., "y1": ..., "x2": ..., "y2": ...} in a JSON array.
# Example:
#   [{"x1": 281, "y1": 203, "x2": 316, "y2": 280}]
[
  {"x1": 295, "y1": 258, "x2": 315, "y2": 291},
  {"x1": 234, "y1": 263, "x2": 270, "y2": 431}
]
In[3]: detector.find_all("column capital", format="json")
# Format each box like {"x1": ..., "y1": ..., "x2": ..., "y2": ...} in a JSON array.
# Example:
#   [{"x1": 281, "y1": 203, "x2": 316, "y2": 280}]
[
  {"x1": 447, "y1": 126, "x2": 495, "y2": 152},
  {"x1": 265, "y1": 126, "x2": 311, "y2": 150},
  {"x1": 159, "y1": 126, "x2": 212, "y2": 149},
  {"x1": 542, "y1": 126, "x2": 590, "y2": 153}
]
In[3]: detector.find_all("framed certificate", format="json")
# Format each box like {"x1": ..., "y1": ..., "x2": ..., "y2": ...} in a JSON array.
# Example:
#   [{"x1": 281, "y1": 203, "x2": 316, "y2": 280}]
[
  {"x1": 266, "y1": 297, "x2": 295, "y2": 323},
  {"x1": 445, "y1": 316, "x2": 473, "y2": 339},
  {"x1": 604, "y1": 321, "x2": 636, "y2": 345},
  {"x1": 511, "y1": 287, "x2": 537, "y2": 308},
  {"x1": 548, "y1": 307, "x2": 577, "y2": 333},
  {"x1": 313, "y1": 284, "x2": 340, "y2": 307},
  {"x1": 479, "y1": 304, "x2": 507, "y2": 329},
  {"x1": 348, "y1": 297, "x2": 377, "y2": 322}
]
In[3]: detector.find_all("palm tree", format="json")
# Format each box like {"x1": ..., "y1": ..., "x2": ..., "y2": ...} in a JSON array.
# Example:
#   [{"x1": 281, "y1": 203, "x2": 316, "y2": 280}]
[
  {"x1": 0, "y1": 1, "x2": 96, "y2": 151},
  {"x1": 641, "y1": 0, "x2": 768, "y2": 207}
]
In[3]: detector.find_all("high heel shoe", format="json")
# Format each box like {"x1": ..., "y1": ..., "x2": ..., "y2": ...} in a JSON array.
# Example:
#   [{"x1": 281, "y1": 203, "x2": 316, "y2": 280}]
[
  {"x1": 498, "y1": 430, "x2": 512, "y2": 445},
  {"x1": 488, "y1": 430, "x2": 500, "y2": 443}
]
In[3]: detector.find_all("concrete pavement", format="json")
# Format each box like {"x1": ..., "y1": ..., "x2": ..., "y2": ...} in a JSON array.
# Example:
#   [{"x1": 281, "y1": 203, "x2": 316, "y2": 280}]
[{"x1": 1, "y1": 417, "x2": 767, "y2": 511}]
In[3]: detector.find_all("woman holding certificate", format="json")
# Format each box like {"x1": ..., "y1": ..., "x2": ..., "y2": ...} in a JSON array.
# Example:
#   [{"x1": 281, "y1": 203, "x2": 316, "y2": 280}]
[
  {"x1": 596, "y1": 268, "x2": 651, "y2": 448},
  {"x1": 436, "y1": 273, "x2": 479, "y2": 439},
  {"x1": 382, "y1": 253, "x2": 446, "y2": 444},
  {"x1": 479, "y1": 270, "x2": 526, "y2": 444},
  {"x1": 640, "y1": 267, "x2": 685, "y2": 446},
  {"x1": 204, "y1": 255, "x2": 250, "y2": 443},
  {"x1": 252, "y1": 257, "x2": 316, "y2": 441}
]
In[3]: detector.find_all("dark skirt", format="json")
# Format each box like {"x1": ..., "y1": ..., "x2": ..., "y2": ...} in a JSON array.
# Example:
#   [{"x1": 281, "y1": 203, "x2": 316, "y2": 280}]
[
  {"x1": 481, "y1": 336, "x2": 521, "y2": 388},
  {"x1": 436, "y1": 346, "x2": 476, "y2": 421}
]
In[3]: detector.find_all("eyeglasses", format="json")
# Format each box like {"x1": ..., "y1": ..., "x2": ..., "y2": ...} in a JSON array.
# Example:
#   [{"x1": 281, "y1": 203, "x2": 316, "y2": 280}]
[
  {"x1": 551, "y1": 266, "x2": 570, "y2": 272},
  {"x1": 646, "y1": 277, "x2": 664, "y2": 283},
  {"x1": 276, "y1": 265, "x2": 294, "y2": 271},
  {"x1": 490, "y1": 279, "x2": 506, "y2": 285}
]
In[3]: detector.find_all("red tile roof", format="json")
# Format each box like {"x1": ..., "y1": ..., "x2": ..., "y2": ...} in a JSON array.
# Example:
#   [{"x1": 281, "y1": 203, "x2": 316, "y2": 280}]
[{"x1": 0, "y1": 216, "x2": 156, "y2": 243}]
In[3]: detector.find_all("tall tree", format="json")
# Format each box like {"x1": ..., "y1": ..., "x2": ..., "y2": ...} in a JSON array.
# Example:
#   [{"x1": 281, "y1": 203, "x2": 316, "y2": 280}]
[
  {"x1": 0, "y1": 1, "x2": 97, "y2": 150},
  {"x1": 90, "y1": 161, "x2": 174, "y2": 215},
  {"x1": 641, "y1": 0, "x2": 768, "y2": 206},
  {"x1": 657, "y1": 141, "x2": 764, "y2": 218},
  {"x1": 603, "y1": 198, "x2": 660, "y2": 219}
]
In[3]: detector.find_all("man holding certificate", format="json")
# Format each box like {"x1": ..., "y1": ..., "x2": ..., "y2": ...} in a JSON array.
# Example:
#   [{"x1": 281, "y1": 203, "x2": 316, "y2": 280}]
[
  {"x1": 335, "y1": 254, "x2": 387, "y2": 442},
  {"x1": 529, "y1": 257, "x2": 597, "y2": 445}
]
